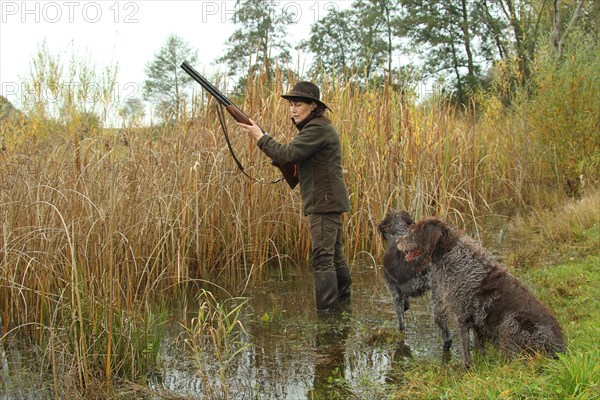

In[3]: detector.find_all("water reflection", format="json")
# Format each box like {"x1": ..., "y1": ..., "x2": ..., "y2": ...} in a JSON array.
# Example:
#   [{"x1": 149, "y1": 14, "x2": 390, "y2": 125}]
[
  {"x1": 307, "y1": 312, "x2": 352, "y2": 400},
  {"x1": 383, "y1": 339, "x2": 413, "y2": 385},
  {"x1": 152, "y1": 262, "x2": 456, "y2": 399},
  {"x1": 2, "y1": 262, "x2": 456, "y2": 399}
]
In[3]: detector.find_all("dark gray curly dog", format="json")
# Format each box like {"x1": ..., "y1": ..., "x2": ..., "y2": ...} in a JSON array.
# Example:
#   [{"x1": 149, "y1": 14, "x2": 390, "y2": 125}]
[
  {"x1": 379, "y1": 211, "x2": 433, "y2": 332},
  {"x1": 396, "y1": 216, "x2": 566, "y2": 368}
]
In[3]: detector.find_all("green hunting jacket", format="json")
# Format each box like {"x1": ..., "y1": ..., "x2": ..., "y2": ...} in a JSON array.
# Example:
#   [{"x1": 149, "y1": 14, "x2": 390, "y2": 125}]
[{"x1": 257, "y1": 115, "x2": 351, "y2": 215}]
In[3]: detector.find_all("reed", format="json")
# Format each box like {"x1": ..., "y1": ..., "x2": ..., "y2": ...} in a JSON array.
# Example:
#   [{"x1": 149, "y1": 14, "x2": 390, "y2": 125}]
[
  {"x1": 0, "y1": 42, "x2": 598, "y2": 395},
  {"x1": 178, "y1": 289, "x2": 250, "y2": 399}
]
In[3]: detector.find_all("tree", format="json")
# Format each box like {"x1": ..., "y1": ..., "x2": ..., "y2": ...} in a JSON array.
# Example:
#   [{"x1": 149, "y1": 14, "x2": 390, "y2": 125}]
[
  {"x1": 398, "y1": 0, "x2": 499, "y2": 103},
  {"x1": 217, "y1": 0, "x2": 295, "y2": 82},
  {"x1": 301, "y1": 0, "x2": 401, "y2": 82},
  {"x1": 143, "y1": 34, "x2": 198, "y2": 123},
  {"x1": 479, "y1": 0, "x2": 596, "y2": 87},
  {"x1": 551, "y1": 0, "x2": 586, "y2": 59},
  {"x1": 354, "y1": 0, "x2": 401, "y2": 80},
  {"x1": 299, "y1": 8, "x2": 358, "y2": 76},
  {"x1": 118, "y1": 98, "x2": 145, "y2": 128},
  {"x1": 487, "y1": 0, "x2": 542, "y2": 85}
]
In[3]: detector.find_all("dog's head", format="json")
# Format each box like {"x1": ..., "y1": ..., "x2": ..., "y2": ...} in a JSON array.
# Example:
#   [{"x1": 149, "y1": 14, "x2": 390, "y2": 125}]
[
  {"x1": 396, "y1": 217, "x2": 457, "y2": 263},
  {"x1": 379, "y1": 211, "x2": 415, "y2": 243}
]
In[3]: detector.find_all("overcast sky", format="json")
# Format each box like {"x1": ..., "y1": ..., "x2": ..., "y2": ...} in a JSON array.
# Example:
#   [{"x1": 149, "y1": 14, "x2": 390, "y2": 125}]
[{"x1": 0, "y1": 0, "x2": 351, "y2": 110}]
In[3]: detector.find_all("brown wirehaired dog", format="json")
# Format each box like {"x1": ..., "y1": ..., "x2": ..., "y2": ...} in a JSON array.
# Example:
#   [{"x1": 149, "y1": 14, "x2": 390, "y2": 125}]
[
  {"x1": 396, "y1": 216, "x2": 566, "y2": 368},
  {"x1": 379, "y1": 211, "x2": 437, "y2": 332}
]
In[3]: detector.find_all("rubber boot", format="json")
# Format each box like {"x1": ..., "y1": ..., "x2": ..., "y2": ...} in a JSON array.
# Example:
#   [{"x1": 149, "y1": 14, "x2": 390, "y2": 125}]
[
  {"x1": 313, "y1": 271, "x2": 339, "y2": 313},
  {"x1": 335, "y1": 266, "x2": 352, "y2": 302}
]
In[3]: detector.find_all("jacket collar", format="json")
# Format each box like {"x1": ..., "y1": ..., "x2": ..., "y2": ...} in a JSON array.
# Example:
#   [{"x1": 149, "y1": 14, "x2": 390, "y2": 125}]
[
  {"x1": 293, "y1": 114, "x2": 316, "y2": 131},
  {"x1": 293, "y1": 114, "x2": 330, "y2": 131}
]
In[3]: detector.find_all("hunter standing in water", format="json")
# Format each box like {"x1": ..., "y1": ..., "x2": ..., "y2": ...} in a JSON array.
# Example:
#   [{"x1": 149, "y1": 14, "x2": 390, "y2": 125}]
[{"x1": 238, "y1": 82, "x2": 352, "y2": 313}]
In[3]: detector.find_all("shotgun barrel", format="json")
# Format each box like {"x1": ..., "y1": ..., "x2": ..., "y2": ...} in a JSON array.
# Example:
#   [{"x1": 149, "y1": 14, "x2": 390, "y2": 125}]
[
  {"x1": 180, "y1": 61, "x2": 230, "y2": 105},
  {"x1": 181, "y1": 61, "x2": 253, "y2": 126},
  {"x1": 180, "y1": 61, "x2": 299, "y2": 189}
]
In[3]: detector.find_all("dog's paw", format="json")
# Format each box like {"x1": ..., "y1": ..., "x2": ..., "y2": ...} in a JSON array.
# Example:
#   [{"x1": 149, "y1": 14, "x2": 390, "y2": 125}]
[{"x1": 443, "y1": 338, "x2": 453, "y2": 351}]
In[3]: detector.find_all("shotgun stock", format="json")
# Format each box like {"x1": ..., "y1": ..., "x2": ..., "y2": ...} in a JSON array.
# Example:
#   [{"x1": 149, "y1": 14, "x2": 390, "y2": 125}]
[{"x1": 180, "y1": 61, "x2": 298, "y2": 189}]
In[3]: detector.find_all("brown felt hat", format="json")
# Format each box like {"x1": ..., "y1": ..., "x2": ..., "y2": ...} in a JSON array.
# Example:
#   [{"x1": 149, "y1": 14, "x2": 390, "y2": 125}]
[{"x1": 281, "y1": 81, "x2": 331, "y2": 111}]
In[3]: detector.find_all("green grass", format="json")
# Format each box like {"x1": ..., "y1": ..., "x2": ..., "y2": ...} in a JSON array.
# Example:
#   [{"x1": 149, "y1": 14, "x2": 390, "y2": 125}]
[{"x1": 390, "y1": 243, "x2": 600, "y2": 399}]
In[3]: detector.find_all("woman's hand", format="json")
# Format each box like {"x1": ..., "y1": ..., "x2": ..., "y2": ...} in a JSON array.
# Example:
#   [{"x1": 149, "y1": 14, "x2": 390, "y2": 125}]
[{"x1": 237, "y1": 119, "x2": 264, "y2": 142}]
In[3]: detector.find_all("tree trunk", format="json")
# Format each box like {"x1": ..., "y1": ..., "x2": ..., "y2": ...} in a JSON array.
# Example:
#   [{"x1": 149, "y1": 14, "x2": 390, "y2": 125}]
[
  {"x1": 382, "y1": 0, "x2": 393, "y2": 84},
  {"x1": 554, "y1": 0, "x2": 586, "y2": 59},
  {"x1": 500, "y1": 0, "x2": 531, "y2": 84},
  {"x1": 482, "y1": 0, "x2": 509, "y2": 60},
  {"x1": 460, "y1": 0, "x2": 475, "y2": 80},
  {"x1": 552, "y1": 0, "x2": 561, "y2": 56},
  {"x1": 450, "y1": 41, "x2": 464, "y2": 103}
]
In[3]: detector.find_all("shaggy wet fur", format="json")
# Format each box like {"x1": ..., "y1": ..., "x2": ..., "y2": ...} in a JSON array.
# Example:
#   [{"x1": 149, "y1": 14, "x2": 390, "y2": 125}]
[
  {"x1": 379, "y1": 211, "x2": 432, "y2": 331},
  {"x1": 397, "y1": 217, "x2": 566, "y2": 368}
]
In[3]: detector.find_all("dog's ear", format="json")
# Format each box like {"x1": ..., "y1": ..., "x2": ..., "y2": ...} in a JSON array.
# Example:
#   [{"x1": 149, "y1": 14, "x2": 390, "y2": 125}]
[
  {"x1": 399, "y1": 210, "x2": 414, "y2": 225},
  {"x1": 416, "y1": 219, "x2": 444, "y2": 254}
]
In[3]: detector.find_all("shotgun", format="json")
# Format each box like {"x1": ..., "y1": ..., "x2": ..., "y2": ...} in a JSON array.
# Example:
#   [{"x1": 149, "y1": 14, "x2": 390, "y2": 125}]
[{"x1": 180, "y1": 61, "x2": 298, "y2": 189}]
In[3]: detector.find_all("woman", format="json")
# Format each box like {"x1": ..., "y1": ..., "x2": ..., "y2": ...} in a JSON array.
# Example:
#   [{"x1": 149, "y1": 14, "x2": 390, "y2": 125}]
[{"x1": 238, "y1": 81, "x2": 351, "y2": 313}]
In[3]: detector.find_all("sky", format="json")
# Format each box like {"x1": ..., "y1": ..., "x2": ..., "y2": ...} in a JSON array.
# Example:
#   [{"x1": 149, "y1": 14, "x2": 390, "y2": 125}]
[{"x1": 0, "y1": 0, "x2": 351, "y2": 113}]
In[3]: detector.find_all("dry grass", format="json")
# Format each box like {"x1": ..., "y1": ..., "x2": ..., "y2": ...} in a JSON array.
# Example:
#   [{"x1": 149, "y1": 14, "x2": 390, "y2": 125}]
[
  {"x1": 502, "y1": 190, "x2": 600, "y2": 268},
  {"x1": 0, "y1": 64, "x2": 598, "y2": 396}
]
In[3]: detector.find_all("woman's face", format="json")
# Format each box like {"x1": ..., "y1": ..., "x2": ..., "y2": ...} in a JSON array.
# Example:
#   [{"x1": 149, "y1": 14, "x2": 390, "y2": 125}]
[{"x1": 289, "y1": 100, "x2": 316, "y2": 123}]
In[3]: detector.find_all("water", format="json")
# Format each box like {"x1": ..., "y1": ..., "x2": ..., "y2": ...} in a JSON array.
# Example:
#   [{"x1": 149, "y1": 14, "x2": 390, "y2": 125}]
[
  {"x1": 2, "y1": 221, "x2": 507, "y2": 399},
  {"x1": 150, "y1": 262, "x2": 457, "y2": 399},
  {"x1": 0, "y1": 262, "x2": 457, "y2": 399}
]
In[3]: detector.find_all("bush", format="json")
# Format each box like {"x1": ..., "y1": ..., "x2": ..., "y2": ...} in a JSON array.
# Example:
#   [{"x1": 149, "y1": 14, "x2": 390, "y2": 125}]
[{"x1": 525, "y1": 33, "x2": 600, "y2": 197}]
